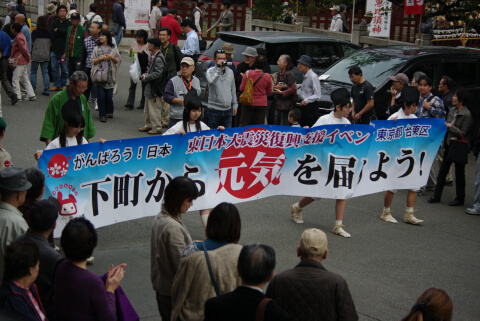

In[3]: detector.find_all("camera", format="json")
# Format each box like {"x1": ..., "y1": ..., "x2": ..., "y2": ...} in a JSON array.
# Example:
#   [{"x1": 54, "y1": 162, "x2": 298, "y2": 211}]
[{"x1": 219, "y1": 61, "x2": 232, "y2": 67}]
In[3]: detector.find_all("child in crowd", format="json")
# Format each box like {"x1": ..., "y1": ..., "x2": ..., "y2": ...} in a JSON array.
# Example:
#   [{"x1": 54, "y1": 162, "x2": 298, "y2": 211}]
[
  {"x1": 288, "y1": 109, "x2": 301, "y2": 127},
  {"x1": 163, "y1": 90, "x2": 224, "y2": 226}
]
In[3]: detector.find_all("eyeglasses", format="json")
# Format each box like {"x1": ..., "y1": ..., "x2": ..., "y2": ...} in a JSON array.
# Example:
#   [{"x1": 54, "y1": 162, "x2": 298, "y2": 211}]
[
  {"x1": 76, "y1": 85, "x2": 87, "y2": 91},
  {"x1": 215, "y1": 49, "x2": 225, "y2": 54}
]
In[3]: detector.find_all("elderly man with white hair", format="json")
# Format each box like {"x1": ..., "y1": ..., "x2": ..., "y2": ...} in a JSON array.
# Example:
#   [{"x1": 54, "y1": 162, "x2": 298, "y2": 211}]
[{"x1": 266, "y1": 228, "x2": 359, "y2": 321}]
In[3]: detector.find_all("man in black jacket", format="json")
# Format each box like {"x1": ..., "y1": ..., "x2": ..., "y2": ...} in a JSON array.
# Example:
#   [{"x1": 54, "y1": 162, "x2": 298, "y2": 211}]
[
  {"x1": 204, "y1": 244, "x2": 292, "y2": 321},
  {"x1": 266, "y1": 228, "x2": 358, "y2": 321}
]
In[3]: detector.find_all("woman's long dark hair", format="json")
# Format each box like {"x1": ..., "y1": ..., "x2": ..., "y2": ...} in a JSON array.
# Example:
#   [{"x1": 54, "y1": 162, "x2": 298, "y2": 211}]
[
  {"x1": 59, "y1": 113, "x2": 85, "y2": 147},
  {"x1": 98, "y1": 29, "x2": 114, "y2": 48},
  {"x1": 182, "y1": 103, "x2": 202, "y2": 133}
]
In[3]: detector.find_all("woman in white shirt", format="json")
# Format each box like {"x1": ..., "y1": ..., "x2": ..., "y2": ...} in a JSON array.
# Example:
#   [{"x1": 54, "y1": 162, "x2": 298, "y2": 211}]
[{"x1": 290, "y1": 88, "x2": 353, "y2": 238}]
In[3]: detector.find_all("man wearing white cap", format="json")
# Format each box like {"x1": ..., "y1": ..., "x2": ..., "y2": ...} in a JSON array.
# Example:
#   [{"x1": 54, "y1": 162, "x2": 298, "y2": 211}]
[
  {"x1": 0, "y1": 167, "x2": 32, "y2": 282},
  {"x1": 163, "y1": 57, "x2": 201, "y2": 128},
  {"x1": 266, "y1": 228, "x2": 358, "y2": 321},
  {"x1": 329, "y1": 5, "x2": 343, "y2": 32}
]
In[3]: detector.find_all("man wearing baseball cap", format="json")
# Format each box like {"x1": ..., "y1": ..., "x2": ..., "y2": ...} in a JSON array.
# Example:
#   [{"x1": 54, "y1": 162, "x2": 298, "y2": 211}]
[
  {"x1": 0, "y1": 167, "x2": 32, "y2": 282},
  {"x1": 65, "y1": 12, "x2": 85, "y2": 77},
  {"x1": 387, "y1": 73, "x2": 409, "y2": 115},
  {"x1": 266, "y1": 228, "x2": 358, "y2": 320},
  {"x1": 329, "y1": 5, "x2": 342, "y2": 32},
  {"x1": 163, "y1": 57, "x2": 201, "y2": 128}
]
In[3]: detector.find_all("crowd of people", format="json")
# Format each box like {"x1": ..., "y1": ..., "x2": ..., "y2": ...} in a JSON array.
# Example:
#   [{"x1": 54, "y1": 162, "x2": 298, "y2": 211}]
[
  {"x1": 0, "y1": 168, "x2": 455, "y2": 321},
  {"x1": 0, "y1": 0, "x2": 478, "y2": 320}
]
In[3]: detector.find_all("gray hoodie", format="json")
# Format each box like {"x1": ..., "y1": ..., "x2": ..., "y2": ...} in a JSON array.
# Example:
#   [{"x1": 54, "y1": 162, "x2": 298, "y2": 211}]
[{"x1": 206, "y1": 65, "x2": 237, "y2": 111}]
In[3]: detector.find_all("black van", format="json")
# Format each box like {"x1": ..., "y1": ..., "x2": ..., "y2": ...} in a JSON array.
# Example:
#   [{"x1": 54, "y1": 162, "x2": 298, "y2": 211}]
[{"x1": 317, "y1": 46, "x2": 480, "y2": 124}]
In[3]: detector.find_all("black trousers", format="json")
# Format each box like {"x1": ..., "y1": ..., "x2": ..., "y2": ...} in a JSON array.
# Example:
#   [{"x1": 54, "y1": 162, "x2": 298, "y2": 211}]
[
  {"x1": 0, "y1": 57, "x2": 14, "y2": 98},
  {"x1": 433, "y1": 146, "x2": 466, "y2": 201},
  {"x1": 300, "y1": 101, "x2": 319, "y2": 128}
]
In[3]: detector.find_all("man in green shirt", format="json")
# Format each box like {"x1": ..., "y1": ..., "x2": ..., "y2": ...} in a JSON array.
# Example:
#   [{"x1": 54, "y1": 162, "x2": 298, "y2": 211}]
[
  {"x1": 40, "y1": 71, "x2": 96, "y2": 145},
  {"x1": 64, "y1": 12, "x2": 85, "y2": 78},
  {"x1": 49, "y1": 5, "x2": 71, "y2": 91}
]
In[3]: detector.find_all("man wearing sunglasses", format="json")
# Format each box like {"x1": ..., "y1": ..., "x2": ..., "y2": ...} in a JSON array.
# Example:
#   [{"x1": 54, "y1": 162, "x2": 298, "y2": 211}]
[{"x1": 206, "y1": 49, "x2": 237, "y2": 129}]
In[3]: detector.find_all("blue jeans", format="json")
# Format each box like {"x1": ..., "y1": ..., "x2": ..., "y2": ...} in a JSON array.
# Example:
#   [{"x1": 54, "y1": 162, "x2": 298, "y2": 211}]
[
  {"x1": 96, "y1": 85, "x2": 114, "y2": 118},
  {"x1": 114, "y1": 26, "x2": 123, "y2": 47},
  {"x1": 50, "y1": 52, "x2": 68, "y2": 87},
  {"x1": 206, "y1": 108, "x2": 233, "y2": 129},
  {"x1": 30, "y1": 61, "x2": 50, "y2": 93}
]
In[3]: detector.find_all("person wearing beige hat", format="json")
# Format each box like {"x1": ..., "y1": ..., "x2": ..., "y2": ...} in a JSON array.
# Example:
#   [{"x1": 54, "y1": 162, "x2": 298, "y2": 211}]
[
  {"x1": 44, "y1": 3, "x2": 58, "y2": 28},
  {"x1": 266, "y1": 228, "x2": 358, "y2": 321},
  {"x1": 163, "y1": 57, "x2": 201, "y2": 128},
  {"x1": 0, "y1": 167, "x2": 32, "y2": 281},
  {"x1": 361, "y1": 11, "x2": 373, "y2": 26},
  {"x1": 329, "y1": 5, "x2": 342, "y2": 32}
]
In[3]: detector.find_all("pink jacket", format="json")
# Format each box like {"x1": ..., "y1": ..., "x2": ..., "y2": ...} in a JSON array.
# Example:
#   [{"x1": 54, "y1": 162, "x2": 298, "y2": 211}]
[
  {"x1": 240, "y1": 70, "x2": 273, "y2": 107},
  {"x1": 11, "y1": 32, "x2": 31, "y2": 65}
]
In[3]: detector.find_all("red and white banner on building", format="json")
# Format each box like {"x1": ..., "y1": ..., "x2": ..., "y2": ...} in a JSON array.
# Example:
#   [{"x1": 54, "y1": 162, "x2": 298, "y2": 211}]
[{"x1": 405, "y1": 0, "x2": 424, "y2": 15}]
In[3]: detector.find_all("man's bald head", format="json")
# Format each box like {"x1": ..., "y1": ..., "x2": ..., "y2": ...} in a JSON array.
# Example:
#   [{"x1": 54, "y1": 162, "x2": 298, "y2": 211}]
[{"x1": 15, "y1": 14, "x2": 25, "y2": 24}]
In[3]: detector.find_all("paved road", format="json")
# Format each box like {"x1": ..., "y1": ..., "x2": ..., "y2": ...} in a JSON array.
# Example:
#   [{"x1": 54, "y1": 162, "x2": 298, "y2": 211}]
[{"x1": 2, "y1": 52, "x2": 480, "y2": 320}]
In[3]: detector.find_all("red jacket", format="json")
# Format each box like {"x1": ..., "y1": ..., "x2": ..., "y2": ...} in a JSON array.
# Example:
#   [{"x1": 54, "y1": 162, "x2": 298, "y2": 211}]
[
  {"x1": 161, "y1": 14, "x2": 182, "y2": 45},
  {"x1": 10, "y1": 32, "x2": 31, "y2": 65}
]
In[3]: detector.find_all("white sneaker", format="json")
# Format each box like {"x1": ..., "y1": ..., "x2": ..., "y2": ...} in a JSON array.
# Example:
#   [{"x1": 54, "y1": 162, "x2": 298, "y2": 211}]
[
  {"x1": 86, "y1": 256, "x2": 95, "y2": 264},
  {"x1": 94, "y1": 101, "x2": 98, "y2": 111},
  {"x1": 332, "y1": 224, "x2": 351, "y2": 238},
  {"x1": 466, "y1": 208, "x2": 480, "y2": 215},
  {"x1": 380, "y1": 210, "x2": 398, "y2": 223},
  {"x1": 404, "y1": 211, "x2": 423, "y2": 225},
  {"x1": 28, "y1": 96, "x2": 37, "y2": 101},
  {"x1": 290, "y1": 204, "x2": 304, "y2": 223}
]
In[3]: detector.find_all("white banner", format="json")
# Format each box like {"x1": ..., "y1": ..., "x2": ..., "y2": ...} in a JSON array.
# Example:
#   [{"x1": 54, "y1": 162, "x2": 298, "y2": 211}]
[
  {"x1": 366, "y1": 0, "x2": 392, "y2": 38},
  {"x1": 125, "y1": 0, "x2": 150, "y2": 30}
]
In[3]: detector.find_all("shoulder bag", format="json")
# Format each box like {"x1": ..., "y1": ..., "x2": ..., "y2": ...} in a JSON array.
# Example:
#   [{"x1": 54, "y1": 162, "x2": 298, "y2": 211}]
[
  {"x1": 255, "y1": 298, "x2": 272, "y2": 321},
  {"x1": 202, "y1": 241, "x2": 220, "y2": 296},
  {"x1": 8, "y1": 53, "x2": 22, "y2": 69},
  {"x1": 91, "y1": 47, "x2": 112, "y2": 84},
  {"x1": 239, "y1": 71, "x2": 265, "y2": 106},
  {"x1": 447, "y1": 131, "x2": 469, "y2": 165}
]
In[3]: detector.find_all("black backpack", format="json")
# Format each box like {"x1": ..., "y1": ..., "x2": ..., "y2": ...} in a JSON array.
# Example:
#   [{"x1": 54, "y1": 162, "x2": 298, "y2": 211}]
[
  {"x1": 152, "y1": 55, "x2": 170, "y2": 97},
  {"x1": 83, "y1": 14, "x2": 98, "y2": 35}
]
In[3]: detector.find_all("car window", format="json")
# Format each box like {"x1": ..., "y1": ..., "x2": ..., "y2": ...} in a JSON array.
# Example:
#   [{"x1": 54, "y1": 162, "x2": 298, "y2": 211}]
[
  {"x1": 265, "y1": 43, "x2": 299, "y2": 66},
  {"x1": 341, "y1": 44, "x2": 358, "y2": 57},
  {"x1": 300, "y1": 42, "x2": 341, "y2": 70},
  {"x1": 321, "y1": 50, "x2": 408, "y2": 89},
  {"x1": 203, "y1": 36, "x2": 263, "y2": 63},
  {"x1": 442, "y1": 62, "x2": 477, "y2": 87}
]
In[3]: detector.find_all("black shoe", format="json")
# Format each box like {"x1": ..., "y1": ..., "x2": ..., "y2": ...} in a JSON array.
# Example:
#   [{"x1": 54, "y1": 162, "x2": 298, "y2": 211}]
[
  {"x1": 136, "y1": 106, "x2": 144, "y2": 109},
  {"x1": 42, "y1": 92, "x2": 50, "y2": 96},
  {"x1": 448, "y1": 199, "x2": 464, "y2": 206},
  {"x1": 427, "y1": 196, "x2": 440, "y2": 203},
  {"x1": 11, "y1": 95, "x2": 18, "y2": 105},
  {"x1": 124, "y1": 104, "x2": 134, "y2": 109},
  {"x1": 445, "y1": 181, "x2": 453, "y2": 186},
  {"x1": 100, "y1": 116, "x2": 107, "y2": 122}
]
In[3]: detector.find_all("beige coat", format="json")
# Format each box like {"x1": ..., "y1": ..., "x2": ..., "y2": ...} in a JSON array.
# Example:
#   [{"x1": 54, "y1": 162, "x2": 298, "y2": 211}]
[
  {"x1": 150, "y1": 210, "x2": 192, "y2": 296},
  {"x1": 171, "y1": 243, "x2": 242, "y2": 321}
]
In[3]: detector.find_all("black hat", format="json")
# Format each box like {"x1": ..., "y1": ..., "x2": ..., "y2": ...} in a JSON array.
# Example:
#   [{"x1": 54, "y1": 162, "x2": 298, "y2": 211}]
[
  {"x1": 146, "y1": 37, "x2": 162, "y2": 48},
  {"x1": 184, "y1": 90, "x2": 202, "y2": 110},
  {"x1": 402, "y1": 86, "x2": 420, "y2": 103},
  {"x1": 70, "y1": 11, "x2": 81, "y2": 20},
  {"x1": 61, "y1": 99, "x2": 82, "y2": 121},
  {"x1": 29, "y1": 197, "x2": 60, "y2": 232},
  {"x1": 331, "y1": 88, "x2": 351, "y2": 107}
]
